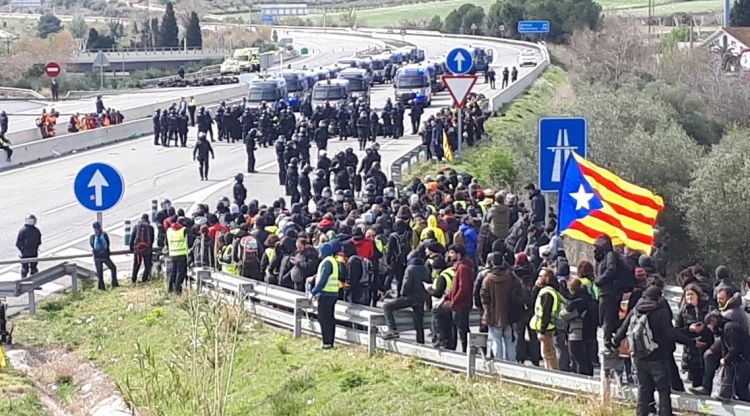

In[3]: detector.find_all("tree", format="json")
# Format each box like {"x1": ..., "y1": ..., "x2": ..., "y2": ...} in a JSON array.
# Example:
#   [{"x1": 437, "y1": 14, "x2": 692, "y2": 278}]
[
  {"x1": 106, "y1": 19, "x2": 124, "y2": 45},
  {"x1": 487, "y1": 0, "x2": 524, "y2": 37},
  {"x1": 462, "y1": 6, "x2": 485, "y2": 34},
  {"x1": 159, "y1": 2, "x2": 179, "y2": 48},
  {"x1": 86, "y1": 27, "x2": 115, "y2": 51},
  {"x1": 68, "y1": 15, "x2": 88, "y2": 39},
  {"x1": 185, "y1": 11, "x2": 202, "y2": 48},
  {"x1": 38, "y1": 13, "x2": 62, "y2": 39},
  {"x1": 427, "y1": 15, "x2": 443, "y2": 31},
  {"x1": 680, "y1": 130, "x2": 750, "y2": 275},
  {"x1": 731, "y1": 0, "x2": 750, "y2": 27}
]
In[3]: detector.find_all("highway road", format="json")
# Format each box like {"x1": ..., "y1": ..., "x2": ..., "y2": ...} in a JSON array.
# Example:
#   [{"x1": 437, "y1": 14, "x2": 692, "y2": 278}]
[{"x1": 0, "y1": 30, "x2": 532, "y2": 302}]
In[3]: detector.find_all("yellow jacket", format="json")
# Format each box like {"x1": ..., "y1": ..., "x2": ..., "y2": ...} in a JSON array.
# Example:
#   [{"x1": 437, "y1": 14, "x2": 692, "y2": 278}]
[{"x1": 421, "y1": 215, "x2": 447, "y2": 247}]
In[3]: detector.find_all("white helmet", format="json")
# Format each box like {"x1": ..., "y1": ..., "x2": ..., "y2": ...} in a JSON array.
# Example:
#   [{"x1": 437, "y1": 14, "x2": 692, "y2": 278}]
[{"x1": 24, "y1": 214, "x2": 37, "y2": 226}]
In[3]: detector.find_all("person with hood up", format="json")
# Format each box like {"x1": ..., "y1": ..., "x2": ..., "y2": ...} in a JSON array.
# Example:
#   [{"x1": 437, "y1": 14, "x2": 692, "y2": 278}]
[
  {"x1": 486, "y1": 193, "x2": 510, "y2": 240},
  {"x1": 421, "y1": 214, "x2": 447, "y2": 248},
  {"x1": 593, "y1": 235, "x2": 623, "y2": 354},
  {"x1": 480, "y1": 255, "x2": 523, "y2": 361},
  {"x1": 310, "y1": 243, "x2": 343, "y2": 349},
  {"x1": 459, "y1": 215, "x2": 479, "y2": 263},
  {"x1": 386, "y1": 218, "x2": 412, "y2": 299},
  {"x1": 560, "y1": 277, "x2": 598, "y2": 375},
  {"x1": 381, "y1": 253, "x2": 431, "y2": 343},
  {"x1": 613, "y1": 286, "x2": 702, "y2": 416}
]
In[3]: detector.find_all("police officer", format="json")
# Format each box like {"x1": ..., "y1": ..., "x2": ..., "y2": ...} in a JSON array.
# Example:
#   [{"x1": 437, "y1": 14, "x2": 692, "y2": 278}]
[
  {"x1": 299, "y1": 165, "x2": 313, "y2": 206},
  {"x1": 393, "y1": 102, "x2": 405, "y2": 139},
  {"x1": 369, "y1": 111, "x2": 379, "y2": 142},
  {"x1": 317, "y1": 149, "x2": 332, "y2": 184},
  {"x1": 152, "y1": 109, "x2": 162, "y2": 146},
  {"x1": 382, "y1": 106, "x2": 393, "y2": 138},
  {"x1": 315, "y1": 120, "x2": 329, "y2": 151},
  {"x1": 286, "y1": 158, "x2": 300, "y2": 204},
  {"x1": 178, "y1": 110, "x2": 189, "y2": 147},
  {"x1": 410, "y1": 99, "x2": 424, "y2": 135},
  {"x1": 216, "y1": 102, "x2": 226, "y2": 141},
  {"x1": 193, "y1": 132, "x2": 214, "y2": 181},
  {"x1": 233, "y1": 173, "x2": 247, "y2": 207},
  {"x1": 167, "y1": 109, "x2": 179, "y2": 146},
  {"x1": 160, "y1": 109, "x2": 169, "y2": 146},
  {"x1": 336, "y1": 105, "x2": 350, "y2": 141},
  {"x1": 344, "y1": 146, "x2": 359, "y2": 170},
  {"x1": 280, "y1": 108, "x2": 295, "y2": 140},
  {"x1": 275, "y1": 136, "x2": 286, "y2": 185},
  {"x1": 0, "y1": 111, "x2": 8, "y2": 135},
  {"x1": 197, "y1": 107, "x2": 213, "y2": 142},
  {"x1": 312, "y1": 168, "x2": 326, "y2": 199},
  {"x1": 241, "y1": 108, "x2": 254, "y2": 139},
  {"x1": 297, "y1": 130, "x2": 311, "y2": 166},
  {"x1": 260, "y1": 110, "x2": 273, "y2": 147},
  {"x1": 16, "y1": 214, "x2": 42, "y2": 278},
  {"x1": 359, "y1": 146, "x2": 378, "y2": 174},
  {"x1": 244, "y1": 128, "x2": 258, "y2": 173}
]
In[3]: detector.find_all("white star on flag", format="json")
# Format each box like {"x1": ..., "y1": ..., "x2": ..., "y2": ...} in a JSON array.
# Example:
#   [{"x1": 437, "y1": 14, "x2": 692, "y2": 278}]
[{"x1": 570, "y1": 184, "x2": 594, "y2": 210}]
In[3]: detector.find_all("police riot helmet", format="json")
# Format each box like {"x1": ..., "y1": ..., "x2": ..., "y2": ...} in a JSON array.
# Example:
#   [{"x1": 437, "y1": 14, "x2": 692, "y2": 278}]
[
  {"x1": 198, "y1": 132, "x2": 207, "y2": 141},
  {"x1": 290, "y1": 157, "x2": 299, "y2": 165},
  {"x1": 365, "y1": 147, "x2": 373, "y2": 154},
  {"x1": 249, "y1": 128, "x2": 259, "y2": 137},
  {"x1": 334, "y1": 190, "x2": 345, "y2": 202},
  {"x1": 345, "y1": 146, "x2": 353, "y2": 153},
  {"x1": 336, "y1": 151, "x2": 345, "y2": 158},
  {"x1": 275, "y1": 197, "x2": 286, "y2": 210},
  {"x1": 384, "y1": 187, "x2": 396, "y2": 199},
  {"x1": 235, "y1": 173, "x2": 244, "y2": 183},
  {"x1": 160, "y1": 199, "x2": 172, "y2": 210},
  {"x1": 366, "y1": 177, "x2": 377, "y2": 186},
  {"x1": 24, "y1": 214, "x2": 37, "y2": 226},
  {"x1": 322, "y1": 187, "x2": 333, "y2": 198},
  {"x1": 344, "y1": 189, "x2": 353, "y2": 199},
  {"x1": 372, "y1": 142, "x2": 380, "y2": 151},
  {"x1": 365, "y1": 183, "x2": 376, "y2": 194},
  {"x1": 315, "y1": 169, "x2": 325, "y2": 178}
]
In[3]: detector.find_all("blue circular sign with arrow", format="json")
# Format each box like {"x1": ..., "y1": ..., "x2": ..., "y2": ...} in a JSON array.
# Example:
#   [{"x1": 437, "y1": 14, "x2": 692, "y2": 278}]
[
  {"x1": 446, "y1": 47, "x2": 473, "y2": 75},
  {"x1": 73, "y1": 162, "x2": 124, "y2": 212}
]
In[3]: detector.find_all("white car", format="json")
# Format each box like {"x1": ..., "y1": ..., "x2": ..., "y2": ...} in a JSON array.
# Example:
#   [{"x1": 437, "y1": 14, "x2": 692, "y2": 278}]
[{"x1": 518, "y1": 49, "x2": 538, "y2": 67}]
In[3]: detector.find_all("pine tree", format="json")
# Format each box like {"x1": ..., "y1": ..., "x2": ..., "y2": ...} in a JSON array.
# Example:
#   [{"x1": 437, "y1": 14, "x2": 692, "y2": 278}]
[
  {"x1": 732, "y1": 0, "x2": 750, "y2": 26},
  {"x1": 159, "y1": 2, "x2": 179, "y2": 48},
  {"x1": 38, "y1": 13, "x2": 62, "y2": 39},
  {"x1": 185, "y1": 11, "x2": 202, "y2": 48}
]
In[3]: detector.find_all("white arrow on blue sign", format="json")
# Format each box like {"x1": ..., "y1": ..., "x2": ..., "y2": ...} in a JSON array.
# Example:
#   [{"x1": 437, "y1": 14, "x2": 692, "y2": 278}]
[
  {"x1": 446, "y1": 47, "x2": 473, "y2": 75},
  {"x1": 538, "y1": 117, "x2": 587, "y2": 193},
  {"x1": 74, "y1": 162, "x2": 124, "y2": 212}
]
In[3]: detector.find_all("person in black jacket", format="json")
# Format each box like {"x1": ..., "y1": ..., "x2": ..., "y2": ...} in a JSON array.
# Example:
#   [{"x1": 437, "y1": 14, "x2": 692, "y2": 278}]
[
  {"x1": 233, "y1": 174, "x2": 246, "y2": 207},
  {"x1": 152, "y1": 109, "x2": 161, "y2": 146},
  {"x1": 561, "y1": 277, "x2": 598, "y2": 376},
  {"x1": 523, "y1": 183, "x2": 545, "y2": 229},
  {"x1": 594, "y1": 235, "x2": 622, "y2": 354},
  {"x1": 675, "y1": 283, "x2": 713, "y2": 389},
  {"x1": 89, "y1": 221, "x2": 118, "y2": 290},
  {"x1": 382, "y1": 254, "x2": 431, "y2": 343},
  {"x1": 129, "y1": 214, "x2": 154, "y2": 284},
  {"x1": 612, "y1": 286, "x2": 702, "y2": 416},
  {"x1": 16, "y1": 214, "x2": 42, "y2": 278},
  {"x1": 197, "y1": 107, "x2": 213, "y2": 142},
  {"x1": 719, "y1": 318, "x2": 750, "y2": 401},
  {"x1": 192, "y1": 133, "x2": 214, "y2": 181},
  {"x1": 191, "y1": 225, "x2": 215, "y2": 269}
]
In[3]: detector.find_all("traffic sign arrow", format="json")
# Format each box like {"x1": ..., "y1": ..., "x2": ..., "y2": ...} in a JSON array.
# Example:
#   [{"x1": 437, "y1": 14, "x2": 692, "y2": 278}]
[
  {"x1": 87, "y1": 169, "x2": 109, "y2": 207},
  {"x1": 442, "y1": 75, "x2": 478, "y2": 108},
  {"x1": 453, "y1": 51, "x2": 466, "y2": 73}
]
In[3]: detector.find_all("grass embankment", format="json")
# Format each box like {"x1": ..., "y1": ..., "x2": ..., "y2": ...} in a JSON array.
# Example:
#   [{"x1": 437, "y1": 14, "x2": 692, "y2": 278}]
[
  {"x1": 410, "y1": 65, "x2": 568, "y2": 188},
  {"x1": 0, "y1": 368, "x2": 47, "y2": 416},
  {"x1": 12, "y1": 282, "x2": 625, "y2": 415}
]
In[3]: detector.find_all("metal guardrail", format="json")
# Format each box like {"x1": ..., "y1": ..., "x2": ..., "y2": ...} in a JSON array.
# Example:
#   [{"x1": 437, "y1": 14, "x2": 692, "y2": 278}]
[
  {"x1": 389, "y1": 145, "x2": 428, "y2": 187},
  {"x1": 141, "y1": 64, "x2": 223, "y2": 86},
  {"x1": 0, "y1": 87, "x2": 46, "y2": 100}
]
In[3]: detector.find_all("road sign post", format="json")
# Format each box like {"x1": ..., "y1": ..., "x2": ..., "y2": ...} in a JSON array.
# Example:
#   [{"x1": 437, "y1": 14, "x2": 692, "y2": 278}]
[
  {"x1": 74, "y1": 162, "x2": 125, "y2": 227},
  {"x1": 538, "y1": 117, "x2": 587, "y2": 193},
  {"x1": 92, "y1": 51, "x2": 111, "y2": 90},
  {"x1": 45, "y1": 62, "x2": 61, "y2": 77},
  {"x1": 443, "y1": 75, "x2": 478, "y2": 159},
  {"x1": 446, "y1": 47, "x2": 473, "y2": 75}
]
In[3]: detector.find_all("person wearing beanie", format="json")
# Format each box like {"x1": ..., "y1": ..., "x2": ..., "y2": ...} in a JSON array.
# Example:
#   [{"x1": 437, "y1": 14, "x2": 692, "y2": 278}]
[
  {"x1": 613, "y1": 285, "x2": 702, "y2": 416},
  {"x1": 714, "y1": 265, "x2": 740, "y2": 296}
]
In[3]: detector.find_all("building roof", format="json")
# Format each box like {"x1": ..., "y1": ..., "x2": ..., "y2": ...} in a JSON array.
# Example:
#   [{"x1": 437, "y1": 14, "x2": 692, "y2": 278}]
[{"x1": 724, "y1": 27, "x2": 750, "y2": 47}]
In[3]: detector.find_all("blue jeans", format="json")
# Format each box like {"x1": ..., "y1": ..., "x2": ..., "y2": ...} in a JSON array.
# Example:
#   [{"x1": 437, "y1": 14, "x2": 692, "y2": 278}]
[{"x1": 489, "y1": 325, "x2": 516, "y2": 362}]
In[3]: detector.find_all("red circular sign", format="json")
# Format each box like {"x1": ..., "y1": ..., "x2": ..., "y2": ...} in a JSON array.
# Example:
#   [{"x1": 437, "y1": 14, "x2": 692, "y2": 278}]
[{"x1": 45, "y1": 62, "x2": 61, "y2": 77}]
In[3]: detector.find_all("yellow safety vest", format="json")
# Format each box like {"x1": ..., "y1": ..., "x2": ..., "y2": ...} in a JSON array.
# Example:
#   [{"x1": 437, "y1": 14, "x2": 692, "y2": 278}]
[
  {"x1": 375, "y1": 239, "x2": 384, "y2": 253},
  {"x1": 264, "y1": 247, "x2": 276, "y2": 275},
  {"x1": 530, "y1": 286, "x2": 562, "y2": 332},
  {"x1": 265, "y1": 225, "x2": 279, "y2": 235},
  {"x1": 317, "y1": 256, "x2": 340, "y2": 293},
  {"x1": 167, "y1": 227, "x2": 188, "y2": 257},
  {"x1": 221, "y1": 245, "x2": 239, "y2": 275},
  {"x1": 454, "y1": 200, "x2": 467, "y2": 211},
  {"x1": 190, "y1": 98, "x2": 197, "y2": 107},
  {"x1": 433, "y1": 267, "x2": 454, "y2": 307},
  {"x1": 579, "y1": 277, "x2": 599, "y2": 300}
]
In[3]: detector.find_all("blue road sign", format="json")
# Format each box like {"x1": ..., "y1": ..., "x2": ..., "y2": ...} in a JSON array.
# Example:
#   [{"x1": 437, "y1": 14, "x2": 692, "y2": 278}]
[
  {"x1": 538, "y1": 117, "x2": 587, "y2": 193},
  {"x1": 518, "y1": 20, "x2": 550, "y2": 34},
  {"x1": 74, "y1": 162, "x2": 124, "y2": 212},
  {"x1": 446, "y1": 47, "x2": 473, "y2": 75},
  {"x1": 261, "y1": 15, "x2": 274, "y2": 23}
]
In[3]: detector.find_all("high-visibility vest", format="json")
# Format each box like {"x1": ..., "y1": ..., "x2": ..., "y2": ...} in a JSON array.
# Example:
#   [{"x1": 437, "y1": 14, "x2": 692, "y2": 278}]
[
  {"x1": 317, "y1": 256, "x2": 340, "y2": 293},
  {"x1": 433, "y1": 267, "x2": 454, "y2": 307},
  {"x1": 264, "y1": 247, "x2": 276, "y2": 276},
  {"x1": 190, "y1": 98, "x2": 197, "y2": 107},
  {"x1": 221, "y1": 245, "x2": 239, "y2": 275},
  {"x1": 579, "y1": 277, "x2": 599, "y2": 300},
  {"x1": 374, "y1": 239, "x2": 384, "y2": 253},
  {"x1": 167, "y1": 227, "x2": 188, "y2": 256},
  {"x1": 530, "y1": 286, "x2": 562, "y2": 332},
  {"x1": 265, "y1": 225, "x2": 279, "y2": 235},
  {"x1": 454, "y1": 200, "x2": 467, "y2": 211}
]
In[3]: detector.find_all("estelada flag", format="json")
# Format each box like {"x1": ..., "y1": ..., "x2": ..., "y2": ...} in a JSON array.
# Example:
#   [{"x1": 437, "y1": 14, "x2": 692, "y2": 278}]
[
  {"x1": 558, "y1": 153, "x2": 664, "y2": 254},
  {"x1": 443, "y1": 131, "x2": 454, "y2": 162}
]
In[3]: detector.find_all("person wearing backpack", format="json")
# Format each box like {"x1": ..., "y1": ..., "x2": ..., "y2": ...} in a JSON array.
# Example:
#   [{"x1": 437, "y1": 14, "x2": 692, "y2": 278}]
[
  {"x1": 191, "y1": 225, "x2": 215, "y2": 269},
  {"x1": 593, "y1": 235, "x2": 624, "y2": 355},
  {"x1": 480, "y1": 254, "x2": 524, "y2": 361},
  {"x1": 346, "y1": 253, "x2": 373, "y2": 306},
  {"x1": 612, "y1": 286, "x2": 703, "y2": 416},
  {"x1": 386, "y1": 219, "x2": 412, "y2": 297},
  {"x1": 561, "y1": 277, "x2": 598, "y2": 376},
  {"x1": 381, "y1": 253, "x2": 431, "y2": 343},
  {"x1": 129, "y1": 214, "x2": 154, "y2": 284},
  {"x1": 89, "y1": 221, "x2": 118, "y2": 290},
  {"x1": 237, "y1": 233, "x2": 263, "y2": 282}
]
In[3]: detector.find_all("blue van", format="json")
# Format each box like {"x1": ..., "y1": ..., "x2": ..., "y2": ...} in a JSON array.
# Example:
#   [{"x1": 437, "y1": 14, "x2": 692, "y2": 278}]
[
  {"x1": 393, "y1": 64, "x2": 431, "y2": 107},
  {"x1": 338, "y1": 68, "x2": 371, "y2": 101}
]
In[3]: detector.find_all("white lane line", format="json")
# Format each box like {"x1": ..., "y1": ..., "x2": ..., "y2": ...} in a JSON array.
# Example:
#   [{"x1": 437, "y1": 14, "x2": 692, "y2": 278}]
[{"x1": 41, "y1": 201, "x2": 79, "y2": 216}]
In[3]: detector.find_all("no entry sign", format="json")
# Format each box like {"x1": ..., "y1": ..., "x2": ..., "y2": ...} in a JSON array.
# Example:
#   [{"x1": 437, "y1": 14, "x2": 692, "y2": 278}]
[{"x1": 45, "y1": 62, "x2": 61, "y2": 77}]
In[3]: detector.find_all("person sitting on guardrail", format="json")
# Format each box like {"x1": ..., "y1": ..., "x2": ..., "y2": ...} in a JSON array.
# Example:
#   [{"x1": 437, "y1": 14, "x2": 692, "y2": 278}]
[{"x1": 89, "y1": 221, "x2": 118, "y2": 290}]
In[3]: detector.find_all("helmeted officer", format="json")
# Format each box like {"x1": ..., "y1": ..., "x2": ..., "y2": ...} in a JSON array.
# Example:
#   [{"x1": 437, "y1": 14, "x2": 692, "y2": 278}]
[
  {"x1": 244, "y1": 128, "x2": 258, "y2": 173},
  {"x1": 286, "y1": 158, "x2": 300, "y2": 204}
]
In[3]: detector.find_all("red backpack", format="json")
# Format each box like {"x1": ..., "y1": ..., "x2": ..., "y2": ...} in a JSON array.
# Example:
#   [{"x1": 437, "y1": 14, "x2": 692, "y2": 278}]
[{"x1": 134, "y1": 224, "x2": 151, "y2": 256}]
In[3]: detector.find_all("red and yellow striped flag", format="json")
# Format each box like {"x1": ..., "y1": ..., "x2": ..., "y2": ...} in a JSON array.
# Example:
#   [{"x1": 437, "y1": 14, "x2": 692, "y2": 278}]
[
  {"x1": 558, "y1": 153, "x2": 664, "y2": 254},
  {"x1": 443, "y1": 131, "x2": 454, "y2": 161}
]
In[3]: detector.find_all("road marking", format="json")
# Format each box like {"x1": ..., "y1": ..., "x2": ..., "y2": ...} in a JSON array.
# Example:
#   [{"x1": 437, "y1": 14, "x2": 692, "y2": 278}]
[{"x1": 41, "y1": 200, "x2": 79, "y2": 216}]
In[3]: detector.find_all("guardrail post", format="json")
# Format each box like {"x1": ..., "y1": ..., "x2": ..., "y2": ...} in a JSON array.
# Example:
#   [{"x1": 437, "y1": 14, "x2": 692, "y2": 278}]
[
  {"x1": 70, "y1": 264, "x2": 78, "y2": 295},
  {"x1": 466, "y1": 333, "x2": 486, "y2": 379},
  {"x1": 28, "y1": 290, "x2": 36, "y2": 316},
  {"x1": 600, "y1": 351, "x2": 610, "y2": 405},
  {"x1": 293, "y1": 297, "x2": 312, "y2": 339},
  {"x1": 367, "y1": 314, "x2": 385, "y2": 357}
]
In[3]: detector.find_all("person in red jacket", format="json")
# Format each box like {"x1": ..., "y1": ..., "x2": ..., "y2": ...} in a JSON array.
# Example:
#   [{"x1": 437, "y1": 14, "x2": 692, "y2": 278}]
[
  {"x1": 446, "y1": 244, "x2": 474, "y2": 352},
  {"x1": 351, "y1": 228, "x2": 376, "y2": 260}
]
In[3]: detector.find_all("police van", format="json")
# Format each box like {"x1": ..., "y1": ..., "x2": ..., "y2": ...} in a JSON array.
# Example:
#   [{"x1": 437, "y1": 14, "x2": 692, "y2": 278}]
[
  {"x1": 371, "y1": 54, "x2": 391, "y2": 84},
  {"x1": 273, "y1": 71, "x2": 310, "y2": 111},
  {"x1": 393, "y1": 64, "x2": 431, "y2": 107},
  {"x1": 338, "y1": 68, "x2": 371, "y2": 101},
  {"x1": 247, "y1": 79, "x2": 288, "y2": 108},
  {"x1": 311, "y1": 79, "x2": 350, "y2": 109}
]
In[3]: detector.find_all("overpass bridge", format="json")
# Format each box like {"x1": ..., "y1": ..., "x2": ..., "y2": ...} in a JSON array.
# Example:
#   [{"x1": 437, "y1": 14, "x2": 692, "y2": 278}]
[{"x1": 65, "y1": 47, "x2": 232, "y2": 72}]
